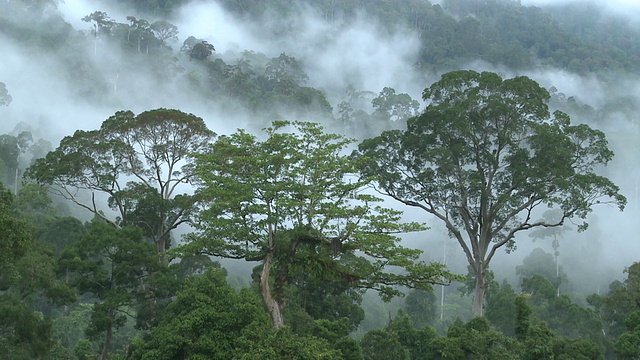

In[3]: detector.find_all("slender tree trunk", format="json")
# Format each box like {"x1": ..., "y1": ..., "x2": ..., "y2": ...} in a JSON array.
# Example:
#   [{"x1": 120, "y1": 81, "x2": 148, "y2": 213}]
[
  {"x1": 156, "y1": 230, "x2": 170, "y2": 265},
  {"x1": 260, "y1": 251, "x2": 284, "y2": 329},
  {"x1": 157, "y1": 236, "x2": 166, "y2": 261},
  {"x1": 100, "y1": 321, "x2": 113, "y2": 360},
  {"x1": 14, "y1": 168, "x2": 18, "y2": 195},
  {"x1": 472, "y1": 265, "x2": 486, "y2": 317}
]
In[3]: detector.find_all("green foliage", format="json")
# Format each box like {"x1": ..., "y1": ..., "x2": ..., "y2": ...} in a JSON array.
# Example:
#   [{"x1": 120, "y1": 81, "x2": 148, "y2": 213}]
[
  {"x1": 485, "y1": 281, "x2": 517, "y2": 337},
  {"x1": 0, "y1": 183, "x2": 32, "y2": 286},
  {"x1": 522, "y1": 275, "x2": 557, "y2": 302},
  {"x1": 26, "y1": 108, "x2": 215, "y2": 258},
  {"x1": 284, "y1": 277, "x2": 366, "y2": 332},
  {"x1": 14, "y1": 243, "x2": 74, "y2": 305},
  {"x1": 553, "y1": 337, "x2": 603, "y2": 360},
  {"x1": 38, "y1": 216, "x2": 86, "y2": 257},
  {"x1": 15, "y1": 183, "x2": 54, "y2": 218},
  {"x1": 202, "y1": 0, "x2": 640, "y2": 74},
  {"x1": 517, "y1": 248, "x2": 567, "y2": 292},
  {"x1": 307, "y1": 319, "x2": 362, "y2": 358},
  {"x1": 522, "y1": 322, "x2": 555, "y2": 360},
  {"x1": 337, "y1": 86, "x2": 421, "y2": 139},
  {"x1": 134, "y1": 269, "x2": 350, "y2": 359},
  {"x1": 444, "y1": 0, "x2": 640, "y2": 72},
  {"x1": 265, "y1": 53, "x2": 309, "y2": 89},
  {"x1": 615, "y1": 322, "x2": 640, "y2": 359},
  {"x1": 0, "y1": 134, "x2": 21, "y2": 187},
  {"x1": 387, "y1": 312, "x2": 439, "y2": 359},
  {"x1": 593, "y1": 263, "x2": 640, "y2": 358},
  {"x1": 515, "y1": 295, "x2": 532, "y2": 342},
  {"x1": 52, "y1": 303, "x2": 93, "y2": 350},
  {"x1": 361, "y1": 329, "x2": 410, "y2": 360},
  {"x1": 0, "y1": 184, "x2": 76, "y2": 305},
  {"x1": 82, "y1": 11, "x2": 116, "y2": 38},
  {"x1": 249, "y1": 326, "x2": 342, "y2": 360},
  {"x1": 59, "y1": 220, "x2": 159, "y2": 357},
  {"x1": 430, "y1": 316, "x2": 521, "y2": 359},
  {"x1": 403, "y1": 288, "x2": 437, "y2": 329},
  {"x1": 129, "y1": 268, "x2": 272, "y2": 359},
  {"x1": 189, "y1": 40, "x2": 215, "y2": 60},
  {"x1": 0, "y1": 130, "x2": 50, "y2": 191},
  {"x1": 188, "y1": 120, "x2": 457, "y2": 327},
  {"x1": 150, "y1": 20, "x2": 178, "y2": 45},
  {"x1": 0, "y1": 293, "x2": 54, "y2": 359},
  {"x1": 0, "y1": 1, "x2": 73, "y2": 52},
  {"x1": 0, "y1": 183, "x2": 79, "y2": 358},
  {"x1": 74, "y1": 339, "x2": 94, "y2": 360},
  {"x1": 520, "y1": 320, "x2": 604, "y2": 360},
  {"x1": 519, "y1": 273, "x2": 605, "y2": 350},
  {"x1": 371, "y1": 87, "x2": 419, "y2": 123}
]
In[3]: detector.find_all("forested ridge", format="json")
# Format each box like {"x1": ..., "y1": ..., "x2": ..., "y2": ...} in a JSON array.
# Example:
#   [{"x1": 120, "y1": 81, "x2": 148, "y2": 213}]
[
  {"x1": 2, "y1": 0, "x2": 640, "y2": 359},
  {"x1": 113, "y1": 0, "x2": 640, "y2": 73}
]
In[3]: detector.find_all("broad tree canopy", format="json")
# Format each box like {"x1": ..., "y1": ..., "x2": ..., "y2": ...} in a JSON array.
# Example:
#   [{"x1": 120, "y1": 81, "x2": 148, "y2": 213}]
[
  {"x1": 356, "y1": 70, "x2": 625, "y2": 316},
  {"x1": 185, "y1": 121, "x2": 456, "y2": 328},
  {"x1": 26, "y1": 108, "x2": 215, "y2": 259}
]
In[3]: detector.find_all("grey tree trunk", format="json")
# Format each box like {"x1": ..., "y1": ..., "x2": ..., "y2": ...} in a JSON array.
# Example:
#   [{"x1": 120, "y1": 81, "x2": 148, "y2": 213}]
[
  {"x1": 260, "y1": 251, "x2": 284, "y2": 329},
  {"x1": 100, "y1": 320, "x2": 113, "y2": 360},
  {"x1": 472, "y1": 266, "x2": 486, "y2": 317}
]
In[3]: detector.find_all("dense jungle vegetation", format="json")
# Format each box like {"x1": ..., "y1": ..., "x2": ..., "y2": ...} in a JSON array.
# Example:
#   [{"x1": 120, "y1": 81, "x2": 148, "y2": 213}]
[{"x1": 2, "y1": 0, "x2": 640, "y2": 359}]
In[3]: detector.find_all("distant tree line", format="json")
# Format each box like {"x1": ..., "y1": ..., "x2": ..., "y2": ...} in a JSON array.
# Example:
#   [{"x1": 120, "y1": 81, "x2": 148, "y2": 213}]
[{"x1": 110, "y1": 0, "x2": 640, "y2": 74}]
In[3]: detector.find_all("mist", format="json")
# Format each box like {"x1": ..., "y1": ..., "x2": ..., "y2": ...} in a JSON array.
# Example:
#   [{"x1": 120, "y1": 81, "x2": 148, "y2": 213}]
[{"x1": 170, "y1": 1, "x2": 428, "y2": 104}]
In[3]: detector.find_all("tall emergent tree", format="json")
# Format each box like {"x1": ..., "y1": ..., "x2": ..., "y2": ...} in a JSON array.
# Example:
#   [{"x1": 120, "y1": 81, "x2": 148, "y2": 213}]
[
  {"x1": 26, "y1": 108, "x2": 215, "y2": 261},
  {"x1": 356, "y1": 70, "x2": 625, "y2": 316},
  {"x1": 82, "y1": 11, "x2": 116, "y2": 57},
  {"x1": 186, "y1": 121, "x2": 456, "y2": 329},
  {"x1": 150, "y1": 20, "x2": 179, "y2": 47}
]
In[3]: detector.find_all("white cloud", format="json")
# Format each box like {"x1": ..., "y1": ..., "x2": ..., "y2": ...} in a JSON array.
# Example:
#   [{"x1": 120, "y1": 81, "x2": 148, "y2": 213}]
[{"x1": 173, "y1": 1, "x2": 267, "y2": 54}]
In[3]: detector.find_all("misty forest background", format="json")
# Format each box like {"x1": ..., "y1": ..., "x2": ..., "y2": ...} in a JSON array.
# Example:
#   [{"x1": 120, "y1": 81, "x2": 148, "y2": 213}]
[{"x1": 2, "y1": 0, "x2": 640, "y2": 359}]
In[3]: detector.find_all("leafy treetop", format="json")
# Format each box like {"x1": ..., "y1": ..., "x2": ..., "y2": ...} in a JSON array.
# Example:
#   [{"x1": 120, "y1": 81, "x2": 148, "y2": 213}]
[{"x1": 356, "y1": 70, "x2": 625, "y2": 316}]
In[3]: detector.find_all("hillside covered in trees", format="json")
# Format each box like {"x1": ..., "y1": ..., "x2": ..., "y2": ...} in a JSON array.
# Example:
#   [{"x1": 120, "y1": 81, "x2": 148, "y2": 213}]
[{"x1": 2, "y1": 0, "x2": 640, "y2": 359}]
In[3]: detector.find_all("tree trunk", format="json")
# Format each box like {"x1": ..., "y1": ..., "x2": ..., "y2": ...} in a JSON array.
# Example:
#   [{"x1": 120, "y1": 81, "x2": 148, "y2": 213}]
[
  {"x1": 260, "y1": 251, "x2": 284, "y2": 329},
  {"x1": 472, "y1": 266, "x2": 486, "y2": 317},
  {"x1": 156, "y1": 225, "x2": 172, "y2": 265},
  {"x1": 100, "y1": 322, "x2": 113, "y2": 360},
  {"x1": 157, "y1": 234, "x2": 167, "y2": 264}
]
